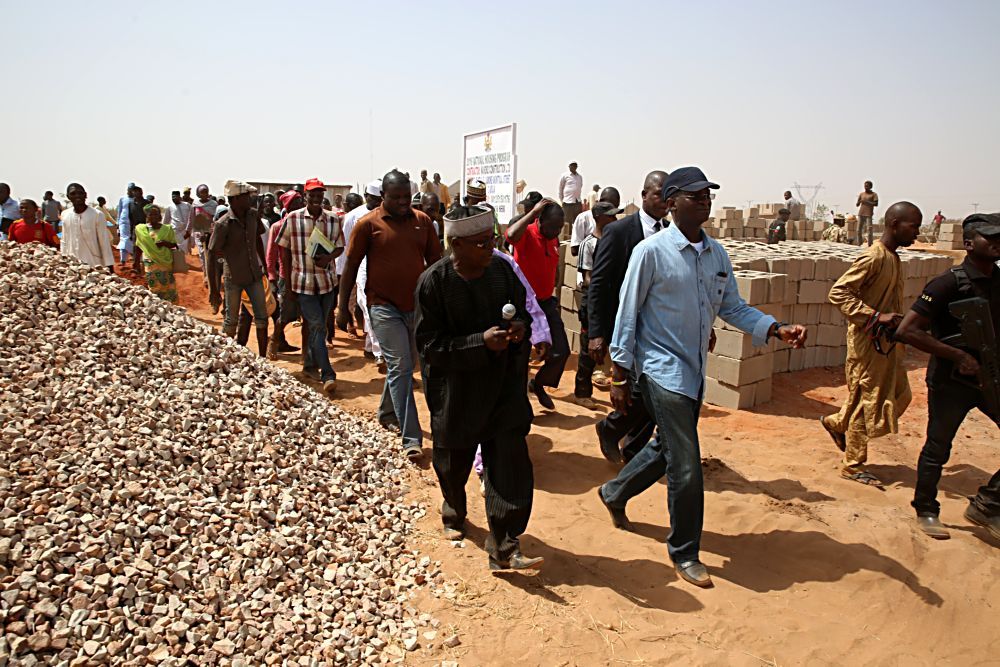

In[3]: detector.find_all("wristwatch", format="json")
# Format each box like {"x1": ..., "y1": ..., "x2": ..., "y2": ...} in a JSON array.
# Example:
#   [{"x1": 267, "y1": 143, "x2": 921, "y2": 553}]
[{"x1": 771, "y1": 322, "x2": 788, "y2": 340}]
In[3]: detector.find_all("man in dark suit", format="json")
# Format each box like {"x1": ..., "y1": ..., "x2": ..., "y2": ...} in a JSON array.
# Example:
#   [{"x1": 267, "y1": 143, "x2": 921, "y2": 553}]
[{"x1": 588, "y1": 171, "x2": 669, "y2": 463}]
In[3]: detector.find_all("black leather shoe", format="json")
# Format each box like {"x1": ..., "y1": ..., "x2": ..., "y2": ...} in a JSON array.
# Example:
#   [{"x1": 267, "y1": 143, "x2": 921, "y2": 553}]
[
  {"x1": 916, "y1": 514, "x2": 950, "y2": 540},
  {"x1": 489, "y1": 551, "x2": 544, "y2": 571},
  {"x1": 597, "y1": 485, "x2": 633, "y2": 531},
  {"x1": 529, "y1": 379, "x2": 555, "y2": 410},
  {"x1": 675, "y1": 560, "x2": 713, "y2": 588},
  {"x1": 442, "y1": 526, "x2": 464, "y2": 541},
  {"x1": 965, "y1": 504, "x2": 1000, "y2": 540},
  {"x1": 596, "y1": 420, "x2": 623, "y2": 464}
]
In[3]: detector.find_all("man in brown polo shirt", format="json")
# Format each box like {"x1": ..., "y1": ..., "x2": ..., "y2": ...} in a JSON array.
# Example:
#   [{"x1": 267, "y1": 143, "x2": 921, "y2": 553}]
[
  {"x1": 856, "y1": 180, "x2": 879, "y2": 246},
  {"x1": 337, "y1": 170, "x2": 443, "y2": 458}
]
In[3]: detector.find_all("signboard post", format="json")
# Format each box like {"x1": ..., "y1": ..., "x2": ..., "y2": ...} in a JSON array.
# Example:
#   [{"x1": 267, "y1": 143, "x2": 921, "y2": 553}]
[{"x1": 462, "y1": 123, "x2": 517, "y2": 222}]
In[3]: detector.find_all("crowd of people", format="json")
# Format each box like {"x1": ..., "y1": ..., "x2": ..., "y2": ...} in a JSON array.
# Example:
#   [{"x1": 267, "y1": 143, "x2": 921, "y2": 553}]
[{"x1": 1, "y1": 165, "x2": 996, "y2": 581}]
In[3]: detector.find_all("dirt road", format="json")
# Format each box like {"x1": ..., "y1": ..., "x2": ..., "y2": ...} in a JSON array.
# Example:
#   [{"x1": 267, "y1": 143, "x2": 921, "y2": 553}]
[{"x1": 169, "y1": 258, "x2": 998, "y2": 666}]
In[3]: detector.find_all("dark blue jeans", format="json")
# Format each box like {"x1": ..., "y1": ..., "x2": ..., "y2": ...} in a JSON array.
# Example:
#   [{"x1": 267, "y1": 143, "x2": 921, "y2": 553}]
[
  {"x1": 603, "y1": 375, "x2": 703, "y2": 563},
  {"x1": 297, "y1": 290, "x2": 336, "y2": 383}
]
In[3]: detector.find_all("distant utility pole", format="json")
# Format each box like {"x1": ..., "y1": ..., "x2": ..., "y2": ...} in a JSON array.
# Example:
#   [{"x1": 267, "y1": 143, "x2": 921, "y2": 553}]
[
  {"x1": 972, "y1": 202, "x2": 980, "y2": 213},
  {"x1": 792, "y1": 182, "x2": 824, "y2": 219}
]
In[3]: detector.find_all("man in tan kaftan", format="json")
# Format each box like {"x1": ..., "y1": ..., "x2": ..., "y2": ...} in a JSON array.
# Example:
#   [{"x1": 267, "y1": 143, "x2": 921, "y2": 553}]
[{"x1": 821, "y1": 202, "x2": 923, "y2": 487}]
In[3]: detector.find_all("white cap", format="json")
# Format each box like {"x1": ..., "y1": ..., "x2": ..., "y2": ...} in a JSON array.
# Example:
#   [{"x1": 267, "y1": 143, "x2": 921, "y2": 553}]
[
  {"x1": 444, "y1": 204, "x2": 494, "y2": 239},
  {"x1": 223, "y1": 180, "x2": 258, "y2": 197},
  {"x1": 365, "y1": 179, "x2": 383, "y2": 197}
]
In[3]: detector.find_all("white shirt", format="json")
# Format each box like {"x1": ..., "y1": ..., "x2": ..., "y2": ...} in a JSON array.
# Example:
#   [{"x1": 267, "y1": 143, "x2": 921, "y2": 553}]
[
  {"x1": 164, "y1": 202, "x2": 191, "y2": 236},
  {"x1": 558, "y1": 171, "x2": 584, "y2": 203},
  {"x1": 639, "y1": 208, "x2": 665, "y2": 239},
  {"x1": 570, "y1": 210, "x2": 595, "y2": 248},
  {"x1": 60, "y1": 206, "x2": 115, "y2": 267},
  {"x1": 785, "y1": 197, "x2": 800, "y2": 214},
  {"x1": 570, "y1": 210, "x2": 596, "y2": 288},
  {"x1": 336, "y1": 204, "x2": 373, "y2": 275}
]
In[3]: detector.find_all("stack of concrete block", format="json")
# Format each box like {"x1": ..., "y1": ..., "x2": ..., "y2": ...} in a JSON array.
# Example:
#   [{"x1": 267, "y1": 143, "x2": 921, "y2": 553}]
[
  {"x1": 704, "y1": 203, "x2": 829, "y2": 241},
  {"x1": 557, "y1": 241, "x2": 584, "y2": 354},
  {"x1": 552, "y1": 236, "x2": 953, "y2": 410},
  {"x1": 703, "y1": 239, "x2": 953, "y2": 409},
  {"x1": 936, "y1": 222, "x2": 965, "y2": 250}
]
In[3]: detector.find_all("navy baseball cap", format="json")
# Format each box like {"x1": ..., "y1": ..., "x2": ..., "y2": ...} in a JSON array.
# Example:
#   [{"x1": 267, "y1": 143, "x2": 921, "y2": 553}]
[
  {"x1": 661, "y1": 167, "x2": 720, "y2": 199},
  {"x1": 962, "y1": 213, "x2": 1000, "y2": 237}
]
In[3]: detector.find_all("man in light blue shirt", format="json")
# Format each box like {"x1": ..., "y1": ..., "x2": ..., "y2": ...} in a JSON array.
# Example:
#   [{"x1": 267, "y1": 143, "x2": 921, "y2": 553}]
[
  {"x1": 116, "y1": 183, "x2": 135, "y2": 265},
  {"x1": 596, "y1": 167, "x2": 807, "y2": 588}
]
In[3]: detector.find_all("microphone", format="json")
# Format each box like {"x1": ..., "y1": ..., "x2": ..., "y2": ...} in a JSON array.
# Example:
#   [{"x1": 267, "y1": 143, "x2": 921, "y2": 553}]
[{"x1": 500, "y1": 303, "x2": 516, "y2": 330}]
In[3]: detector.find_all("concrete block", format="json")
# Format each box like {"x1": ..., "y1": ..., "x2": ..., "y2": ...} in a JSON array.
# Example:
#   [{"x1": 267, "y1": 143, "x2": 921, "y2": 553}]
[
  {"x1": 804, "y1": 345, "x2": 819, "y2": 368},
  {"x1": 772, "y1": 348, "x2": 790, "y2": 373},
  {"x1": 789, "y1": 347, "x2": 806, "y2": 372},
  {"x1": 712, "y1": 327, "x2": 758, "y2": 360},
  {"x1": 568, "y1": 330, "x2": 581, "y2": 354},
  {"x1": 757, "y1": 302, "x2": 784, "y2": 320},
  {"x1": 561, "y1": 307, "x2": 581, "y2": 333},
  {"x1": 559, "y1": 285, "x2": 581, "y2": 311},
  {"x1": 807, "y1": 304, "x2": 822, "y2": 324},
  {"x1": 707, "y1": 352, "x2": 774, "y2": 386},
  {"x1": 754, "y1": 377, "x2": 773, "y2": 405},
  {"x1": 816, "y1": 323, "x2": 844, "y2": 347},
  {"x1": 797, "y1": 280, "x2": 831, "y2": 304},
  {"x1": 704, "y1": 377, "x2": 755, "y2": 410},
  {"x1": 798, "y1": 258, "x2": 815, "y2": 280},
  {"x1": 792, "y1": 304, "x2": 809, "y2": 323},
  {"x1": 766, "y1": 257, "x2": 789, "y2": 275},
  {"x1": 735, "y1": 271, "x2": 769, "y2": 305},
  {"x1": 813, "y1": 259, "x2": 830, "y2": 281},
  {"x1": 767, "y1": 274, "x2": 787, "y2": 303},
  {"x1": 562, "y1": 262, "x2": 578, "y2": 289}
]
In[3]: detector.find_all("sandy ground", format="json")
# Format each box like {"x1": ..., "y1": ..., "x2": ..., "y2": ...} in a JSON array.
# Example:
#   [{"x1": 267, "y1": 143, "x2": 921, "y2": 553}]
[{"x1": 160, "y1": 250, "x2": 999, "y2": 667}]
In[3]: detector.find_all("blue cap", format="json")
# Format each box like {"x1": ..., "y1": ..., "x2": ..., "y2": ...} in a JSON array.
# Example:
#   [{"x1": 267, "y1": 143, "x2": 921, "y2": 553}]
[{"x1": 661, "y1": 167, "x2": 719, "y2": 200}]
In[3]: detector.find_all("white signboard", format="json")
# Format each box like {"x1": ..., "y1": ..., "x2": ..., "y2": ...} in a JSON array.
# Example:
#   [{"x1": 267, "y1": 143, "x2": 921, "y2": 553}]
[{"x1": 462, "y1": 123, "x2": 517, "y2": 222}]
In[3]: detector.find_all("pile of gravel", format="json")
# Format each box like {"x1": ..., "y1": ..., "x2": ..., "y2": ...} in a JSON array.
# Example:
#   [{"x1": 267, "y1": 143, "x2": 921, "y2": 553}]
[{"x1": 0, "y1": 243, "x2": 440, "y2": 665}]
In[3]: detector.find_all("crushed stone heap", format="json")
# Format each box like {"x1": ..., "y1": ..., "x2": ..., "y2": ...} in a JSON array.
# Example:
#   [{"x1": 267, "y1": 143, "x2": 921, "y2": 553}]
[{"x1": 0, "y1": 242, "x2": 439, "y2": 666}]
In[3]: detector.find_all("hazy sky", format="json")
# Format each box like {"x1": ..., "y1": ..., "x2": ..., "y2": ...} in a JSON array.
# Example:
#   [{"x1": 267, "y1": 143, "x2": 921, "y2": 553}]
[{"x1": 5, "y1": 0, "x2": 998, "y2": 219}]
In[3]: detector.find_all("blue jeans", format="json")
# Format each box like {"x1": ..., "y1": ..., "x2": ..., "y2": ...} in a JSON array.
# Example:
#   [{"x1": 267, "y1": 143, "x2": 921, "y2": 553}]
[
  {"x1": 603, "y1": 375, "x2": 703, "y2": 563},
  {"x1": 297, "y1": 291, "x2": 337, "y2": 382},
  {"x1": 369, "y1": 304, "x2": 421, "y2": 448}
]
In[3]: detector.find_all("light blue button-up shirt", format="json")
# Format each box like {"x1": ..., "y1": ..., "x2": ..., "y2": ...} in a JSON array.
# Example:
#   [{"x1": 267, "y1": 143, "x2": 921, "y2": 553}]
[{"x1": 610, "y1": 222, "x2": 776, "y2": 401}]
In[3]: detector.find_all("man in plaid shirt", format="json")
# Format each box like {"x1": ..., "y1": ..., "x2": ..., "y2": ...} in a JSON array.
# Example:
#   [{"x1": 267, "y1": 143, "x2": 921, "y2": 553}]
[{"x1": 275, "y1": 178, "x2": 344, "y2": 395}]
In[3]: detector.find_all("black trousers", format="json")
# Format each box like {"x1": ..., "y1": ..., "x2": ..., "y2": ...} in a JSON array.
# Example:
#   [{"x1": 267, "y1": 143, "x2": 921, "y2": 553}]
[
  {"x1": 599, "y1": 371, "x2": 656, "y2": 461},
  {"x1": 575, "y1": 299, "x2": 596, "y2": 398},
  {"x1": 912, "y1": 379, "x2": 1000, "y2": 517},
  {"x1": 432, "y1": 425, "x2": 534, "y2": 562},
  {"x1": 534, "y1": 297, "x2": 569, "y2": 389}
]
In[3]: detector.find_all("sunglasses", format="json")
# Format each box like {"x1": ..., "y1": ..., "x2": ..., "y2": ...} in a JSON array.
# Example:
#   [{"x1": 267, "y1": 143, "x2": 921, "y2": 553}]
[{"x1": 679, "y1": 192, "x2": 716, "y2": 202}]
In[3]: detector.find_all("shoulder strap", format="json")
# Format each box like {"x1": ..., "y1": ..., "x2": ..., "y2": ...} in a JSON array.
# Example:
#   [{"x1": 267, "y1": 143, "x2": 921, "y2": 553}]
[{"x1": 951, "y1": 265, "x2": 974, "y2": 295}]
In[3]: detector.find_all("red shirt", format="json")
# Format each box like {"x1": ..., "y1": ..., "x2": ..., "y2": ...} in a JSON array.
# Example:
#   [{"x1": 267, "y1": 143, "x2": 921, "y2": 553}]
[
  {"x1": 8, "y1": 219, "x2": 58, "y2": 248},
  {"x1": 508, "y1": 219, "x2": 559, "y2": 300}
]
